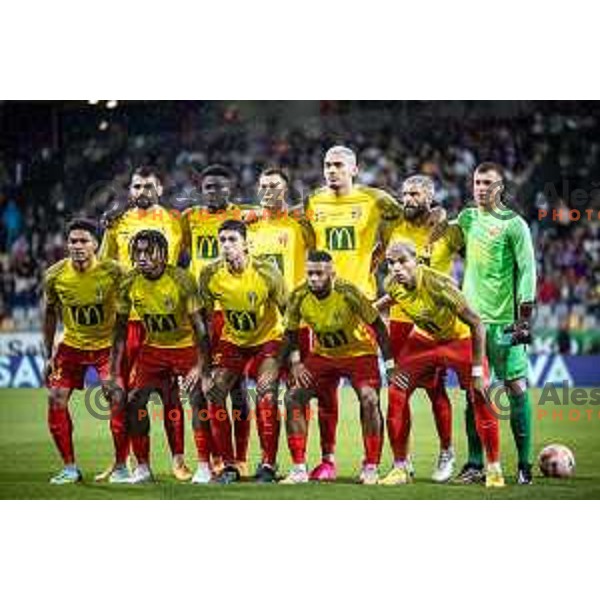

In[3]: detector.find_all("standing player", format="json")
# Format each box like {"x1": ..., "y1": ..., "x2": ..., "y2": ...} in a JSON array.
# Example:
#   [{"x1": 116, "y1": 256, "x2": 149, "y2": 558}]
[
  {"x1": 43, "y1": 218, "x2": 124, "y2": 484},
  {"x1": 98, "y1": 166, "x2": 191, "y2": 481},
  {"x1": 376, "y1": 175, "x2": 456, "y2": 482},
  {"x1": 248, "y1": 167, "x2": 315, "y2": 356},
  {"x1": 381, "y1": 241, "x2": 504, "y2": 487},
  {"x1": 438, "y1": 162, "x2": 536, "y2": 484},
  {"x1": 181, "y1": 164, "x2": 251, "y2": 475},
  {"x1": 199, "y1": 220, "x2": 287, "y2": 484},
  {"x1": 279, "y1": 250, "x2": 399, "y2": 485},
  {"x1": 110, "y1": 230, "x2": 209, "y2": 484}
]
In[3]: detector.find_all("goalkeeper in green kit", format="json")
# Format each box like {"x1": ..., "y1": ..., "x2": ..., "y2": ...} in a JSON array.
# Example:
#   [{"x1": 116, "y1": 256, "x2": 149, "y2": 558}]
[{"x1": 441, "y1": 162, "x2": 537, "y2": 485}]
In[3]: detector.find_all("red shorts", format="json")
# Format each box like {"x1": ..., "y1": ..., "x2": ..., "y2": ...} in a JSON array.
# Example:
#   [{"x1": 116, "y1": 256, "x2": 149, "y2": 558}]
[
  {"x1": 298, "y1": 326, "x2": 312, "y2": 359},
  {"x1": 213, "y1": 339, "x2": 282, "y2": 379},
  {"x1": 120, "y1": 320, "x2": 147, "y2": 383},
  {"x1": 210, "y1": 310, "x2": 225, "y2": 350},
  {"x1": 304, "y1": 353, "x2": 381, "y2": 392},
  {"x1": 396, "y1": 332, "x2": 488, "y2": 390},
  {"x1": 129, "y1": 345, "x2": 199, "y2": 390},
  {"x1": 48, "y1": 343, "x2": 111, "y2": 389}
]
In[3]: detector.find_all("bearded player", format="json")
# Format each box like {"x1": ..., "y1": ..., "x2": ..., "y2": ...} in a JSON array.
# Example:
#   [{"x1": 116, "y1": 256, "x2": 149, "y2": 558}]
[
  {"x1": 436, "y1": 162, "x2": 536, "y2": 484},
  {"x1": 306, "y1": 146, "x2": 444, "y2": 480},
  {"x1": 98, "y1": 166, "x2": 191, "y2": 481},
  {"x1": 181, "y1": 164, "x2": 251, "y2": 475},
  {"x1": 110, "y1": 230, "x2": 210, "y2": 484},
  {"x1": 43, "y1": 218, "x2": 124, "y2": 484},
  {"x1": 279, "y1": 250, "x2": 401, "y2": 485},
  {"x1": 382, "y1": 241, "x2": 504, "y2": 488},
  {"x1": 376, "y1": 175, "x2": 457, "y2": 482},
  {"x1": 199, "y1": 220, "x2": 287, "y2": 484}
]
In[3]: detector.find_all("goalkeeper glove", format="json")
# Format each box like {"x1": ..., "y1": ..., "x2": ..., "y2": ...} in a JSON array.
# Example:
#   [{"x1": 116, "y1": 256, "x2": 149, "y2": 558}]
[{"x1": 502, "y1": 302, "x2": 535, "y2": 346}]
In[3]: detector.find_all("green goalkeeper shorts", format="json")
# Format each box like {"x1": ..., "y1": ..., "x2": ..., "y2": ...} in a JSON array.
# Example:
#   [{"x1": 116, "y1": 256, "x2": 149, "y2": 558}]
[{"x1": 485, "y1": 323, "x2": 529, "y2": 382}]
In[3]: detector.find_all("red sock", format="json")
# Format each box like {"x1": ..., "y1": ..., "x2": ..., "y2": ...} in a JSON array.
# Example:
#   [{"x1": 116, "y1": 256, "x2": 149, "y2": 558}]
[
  {"x1": 387, "y1": 385, "x2": 411, "y2": 462},
  {"x1": 193, "y1": 427, "x2": 211, "y2": 463},
  {"x1": 110, "y1": 404, "x2": 129, "y2": 465},
  {"x1": 427, "y1": 382, "x2": 452, "y2": 450},
  {"x1": 163, "y1": 384, "x2": 185, "y2": 456},
  {"x1": 472, "y1": 389, "x2": 500, "y2": 463},
  {"x1": 210, "y1": 403, "x2": 234, "y2": 464},
  {"x1": 234, "y1": 418, "x2": 251, "y2": 463},
  {"x1": 130, "y1": 435, "x2": 150, "y2": 464},
  {"x1": 363, "y1": 434, "x2": 383, "y2": 465},
  {"x1": 288, "y1": 433, "x2": 307, "y2": 465},
  {"x1": 48, "y1": 404, "x2": 74, "y2": 464},
  {"x1": 256, "y1": 393, "x2": 280, "y2": 465},
  {"x1": 317, "y1": 386, "x2": 338, "y2": 457}
]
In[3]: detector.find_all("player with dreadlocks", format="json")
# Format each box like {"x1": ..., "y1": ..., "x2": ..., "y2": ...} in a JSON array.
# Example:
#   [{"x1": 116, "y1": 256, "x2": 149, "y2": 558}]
[{"x1": 109, "y1": 230, "x2": 210, "y2": 483}]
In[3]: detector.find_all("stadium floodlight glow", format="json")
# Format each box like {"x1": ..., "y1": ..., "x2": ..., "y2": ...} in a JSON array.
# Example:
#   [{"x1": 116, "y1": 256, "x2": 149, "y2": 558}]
[
  {"x1": 106, "y1": 100, "x2": 118, "y2": 109},
  {"x1": 99, "y1": 120, "x2": 109, "y2": 131},
  {"x1": 88, "y1": 100, "x2": 99, "y2": 105}
]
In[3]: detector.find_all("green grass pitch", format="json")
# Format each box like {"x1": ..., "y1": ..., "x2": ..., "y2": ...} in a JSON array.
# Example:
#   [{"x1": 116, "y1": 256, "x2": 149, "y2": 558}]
[{"x1": 1, "y1": 387, "x2": 599, "y2": 499}]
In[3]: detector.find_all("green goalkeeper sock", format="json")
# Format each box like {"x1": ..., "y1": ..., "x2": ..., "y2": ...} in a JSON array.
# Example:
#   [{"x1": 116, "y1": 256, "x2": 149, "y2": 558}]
[
  {"x1": 465, "y1": 398, "x2": 484, "y2": 468},
  {"x1": 509, "y1": 389, "x2": 533, "y2": 467}
]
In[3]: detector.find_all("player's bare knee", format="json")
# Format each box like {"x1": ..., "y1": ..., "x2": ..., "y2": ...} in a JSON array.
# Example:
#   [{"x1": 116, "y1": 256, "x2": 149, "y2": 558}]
[
  {"x1": 48, "y1": 388, "x2": 69, "y2": 409},
  {"x1": 359, "y1": 388, "x2": 380, "y2": 414}
]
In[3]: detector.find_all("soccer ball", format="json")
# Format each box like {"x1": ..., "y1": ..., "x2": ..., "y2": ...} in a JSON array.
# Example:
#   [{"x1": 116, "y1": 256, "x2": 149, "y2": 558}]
[{"x1": 538, "y1": 444, "x2": 575, "y2": 478}]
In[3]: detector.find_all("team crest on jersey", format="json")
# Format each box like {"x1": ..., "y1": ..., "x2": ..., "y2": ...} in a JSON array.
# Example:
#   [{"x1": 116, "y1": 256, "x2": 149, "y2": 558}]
[
  {"x1": 247, "y1": 291, "x2": 258, "y2": 307},
  {"x1": 277, "y1": 232, "x2": 289, "y2": 247},
  {"x1": 488, "y1": 226, "x2": 502, "y2": 236},
  {"x1": 350, "y1": 206, "x2": 362, "y2": 220}
]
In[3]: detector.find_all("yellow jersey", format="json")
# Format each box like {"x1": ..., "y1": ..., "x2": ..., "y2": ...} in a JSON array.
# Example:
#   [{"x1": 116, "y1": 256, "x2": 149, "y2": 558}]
[
  {"x1": 99, "y1": 204, "x2": 183, "y2": 268},
  {"x1": 307, "y1": 185, "x2": 401, "y2": 300},
  {"x1": 116, "y1": 265, "x2": 200, "y2": 349},
  {"x1": 384, "y1": 266, "x2": 471, "y2": 341},
  {"x1": 248, "y1": 209, "x2": 315, "y2": 291},
  {"x1": 181, "y1": 204, "x2": 245, "y2": 281},
  {"x1": 385, "y1": 218, "x2": 457, "y2": 322},
  {"x1": 286, "y1": 279, "x2": 379, "y2": 358},
  {"x1": 199, "y1": 257, "x2": 286, "y2": 348},
  {"x1": 43, "y1": 258, "x2": 123, "y2": 350}
]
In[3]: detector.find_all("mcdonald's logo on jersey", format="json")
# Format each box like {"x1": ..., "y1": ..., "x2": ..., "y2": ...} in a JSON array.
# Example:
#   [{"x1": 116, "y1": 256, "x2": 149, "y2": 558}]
[
  {"x1": 196, "y1": 235, "x2": 219, "y2": 259},
  {"x1": 143, "y1": 313, "x2": 178, "y2": 333},
  {"x1": 325, "y1": 226, "x2": 356, "y2": 251},
  {"x1": 69, "y1": 304, "x2": 105, "y2": 326},
  {"x1": 316, "y1": 329, "x2": 349, "y2": 349},
  {"x1": 226, "y1": 310, "x2": 257, "y2": 332}
]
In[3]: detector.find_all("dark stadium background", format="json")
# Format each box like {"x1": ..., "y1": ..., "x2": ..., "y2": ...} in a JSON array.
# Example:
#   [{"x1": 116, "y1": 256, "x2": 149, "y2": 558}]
[{"x1": 0, "y1": 100, "x2": 599, "y2": 387}]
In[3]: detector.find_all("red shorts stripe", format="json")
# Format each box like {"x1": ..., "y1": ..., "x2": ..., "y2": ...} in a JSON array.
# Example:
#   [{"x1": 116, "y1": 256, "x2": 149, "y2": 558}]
[{"x1": 48, "y1": 343, "x2": 111, "y2": 389}]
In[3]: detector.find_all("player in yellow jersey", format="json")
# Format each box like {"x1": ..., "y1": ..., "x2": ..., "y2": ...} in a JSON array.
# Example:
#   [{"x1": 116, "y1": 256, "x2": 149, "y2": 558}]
[
  {"x1": 377, "y1": 175, "x2": 458, "y2": 482},
  {"x1": 380, "y1": 241, "x2": 504, "y2": 488},
  {"x1": 279, "y1": 250, "x2": 401, "y2": 485},
  {"x1": 110, "y1": 230, "x2": 210, "y2": 484},
  {"x1": 199, "y1": 220, "x2": 287, "y2": 484},
  {"x1": 43, "y1": 218, "x2": 125, "y2": 484},
  {"x1": 248, "y1": 167, "x2": 315, "y2": 357},
  {"x1": 98, "y1": 166, "x2": 191, "y2": 481},
  {"x1": 181, "y1": 164, "x2": 251, "y2": 475}
]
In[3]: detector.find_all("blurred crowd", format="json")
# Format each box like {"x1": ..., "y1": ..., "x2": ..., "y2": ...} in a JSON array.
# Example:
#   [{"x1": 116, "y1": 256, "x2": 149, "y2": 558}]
[{"x1": 0, "y1": 102, "x2": 599, "y2": 353}]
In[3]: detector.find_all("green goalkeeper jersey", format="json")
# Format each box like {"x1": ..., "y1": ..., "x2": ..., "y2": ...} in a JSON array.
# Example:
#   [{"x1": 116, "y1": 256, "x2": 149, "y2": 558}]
[{"x1": 455, "y1": 206, "x2": 536, "y2": 325}]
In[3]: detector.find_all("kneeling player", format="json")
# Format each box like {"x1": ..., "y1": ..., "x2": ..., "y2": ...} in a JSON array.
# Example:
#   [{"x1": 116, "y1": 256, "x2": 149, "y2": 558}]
[
  {"x1": 198, "y1": 219, "x2": 287, "y2": 484},
  {"x1": 381, "y1": 241, "x2": 504, "y2": 487},
  {"x1": 111, "y1": 230, "x2": 209, "y2": 484},
  {"x1": 43, "y1": 218, "x2": 124, "y2": 484},
  {"x1": 280, "y1": 250, "x2": 400, "y2": 485}
]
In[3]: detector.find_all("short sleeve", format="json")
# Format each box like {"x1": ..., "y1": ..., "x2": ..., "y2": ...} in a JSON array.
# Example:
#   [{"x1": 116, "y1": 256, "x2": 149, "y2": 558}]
[
  {"x1": 284, "y1": 287, "x2": 306, "y2": 331},
  {"x1": 338, "y1": 280, "x2": 379, "y2": 324},
  {"x1": 116, "y1": 271, "x2": 135, "y2": 316}
]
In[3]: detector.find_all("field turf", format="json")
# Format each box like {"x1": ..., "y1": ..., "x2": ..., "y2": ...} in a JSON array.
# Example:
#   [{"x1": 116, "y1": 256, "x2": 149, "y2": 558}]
[{"x1": 1, "y1": 387, "x2": 599, "y2": 499}]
